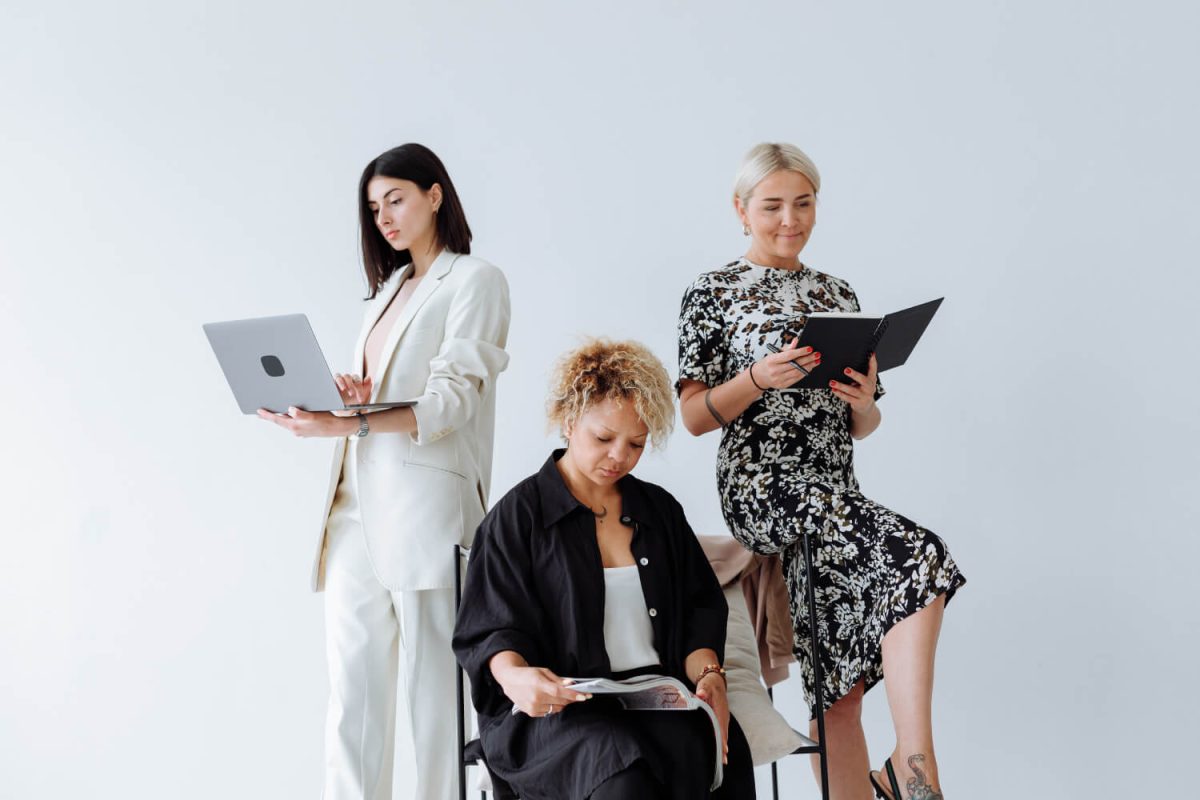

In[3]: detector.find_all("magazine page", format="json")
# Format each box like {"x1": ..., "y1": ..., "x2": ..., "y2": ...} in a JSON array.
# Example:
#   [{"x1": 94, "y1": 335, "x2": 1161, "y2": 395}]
[{"x1": 565, "y1": 675, "x2": 690, "y2": 709}]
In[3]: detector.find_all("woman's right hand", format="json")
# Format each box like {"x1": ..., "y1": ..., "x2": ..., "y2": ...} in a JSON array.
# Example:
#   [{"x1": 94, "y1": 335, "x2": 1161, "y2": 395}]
[
  {"x1": 492, "y1": 663, "x2": 592, "y2": 717},
  {"x1": 751, "y1": 337, "x2": 821, "y2": 390},
  {"x1": 331, "y1": 373, "x2": 373, "y2": 416}
]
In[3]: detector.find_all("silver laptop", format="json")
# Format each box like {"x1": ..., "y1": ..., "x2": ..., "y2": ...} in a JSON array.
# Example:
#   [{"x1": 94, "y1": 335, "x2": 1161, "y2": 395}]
[{"x1": 203, "y1": 313, "x2": 417, "y2": 414}]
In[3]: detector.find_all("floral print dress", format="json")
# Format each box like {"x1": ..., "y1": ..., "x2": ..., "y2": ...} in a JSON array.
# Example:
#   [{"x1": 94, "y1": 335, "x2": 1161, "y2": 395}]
[{"x1": 677, "y1": 258, "x2": 965, "y2": 714}]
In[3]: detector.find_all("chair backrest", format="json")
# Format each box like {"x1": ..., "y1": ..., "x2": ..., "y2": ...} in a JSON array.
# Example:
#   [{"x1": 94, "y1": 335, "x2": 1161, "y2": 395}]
[
  {"x1": 454, "y1": 544, "x2": 470, "y2": 612},
  {"x1": 454, "y1": 545, "x2": 473, "y2": 800},
  {"x1": 454, "y1": 544, "x2": 519, "y2": 800}
]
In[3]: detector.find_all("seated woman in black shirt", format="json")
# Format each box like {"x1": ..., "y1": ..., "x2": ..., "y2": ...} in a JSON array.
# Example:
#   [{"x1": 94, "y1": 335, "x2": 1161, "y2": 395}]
[{"x1": 452, "y1": 339, "x2": 755, "y2": 800}]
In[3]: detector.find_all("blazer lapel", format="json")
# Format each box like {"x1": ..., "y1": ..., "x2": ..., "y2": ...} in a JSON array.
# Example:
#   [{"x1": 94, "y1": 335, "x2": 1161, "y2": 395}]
[
  {"x1": 370, "y1": 250, "x2": 458, "y2": 397},
  {"x1": 353, "y1": 264, "x2": 413, "y2": 376}
]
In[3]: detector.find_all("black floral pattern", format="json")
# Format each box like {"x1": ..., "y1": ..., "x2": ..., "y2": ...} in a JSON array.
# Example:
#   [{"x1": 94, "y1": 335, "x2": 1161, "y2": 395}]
[{"x1": 677, "y1": 258, "x2": 965, "y2": 714}]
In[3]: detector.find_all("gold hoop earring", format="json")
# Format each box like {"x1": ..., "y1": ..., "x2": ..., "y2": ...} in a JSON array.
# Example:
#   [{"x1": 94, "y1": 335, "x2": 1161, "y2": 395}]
[{"x1": 742, "y1": 224, "x2": 750, "y2": 236}]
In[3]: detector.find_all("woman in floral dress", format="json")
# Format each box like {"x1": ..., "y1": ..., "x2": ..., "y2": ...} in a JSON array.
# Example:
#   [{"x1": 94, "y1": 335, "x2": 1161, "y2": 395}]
[{"x1": 676, "y1": 143, "x2": 965, "y2": 800}]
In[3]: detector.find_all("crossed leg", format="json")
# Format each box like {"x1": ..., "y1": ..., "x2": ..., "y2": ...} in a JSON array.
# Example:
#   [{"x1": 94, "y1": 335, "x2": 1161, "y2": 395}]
[
  {"x1": 872, "y1": 594, "x2": 946, "y2": 799},
  {"x1": 808, "y1": 594, "x2": 947, "y2": 800}
]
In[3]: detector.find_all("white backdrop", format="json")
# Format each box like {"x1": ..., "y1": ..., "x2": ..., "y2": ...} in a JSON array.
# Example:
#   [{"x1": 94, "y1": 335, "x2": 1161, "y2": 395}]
[{"x1": 2, "y1": 1, "x2": 1196, "y2": 797}]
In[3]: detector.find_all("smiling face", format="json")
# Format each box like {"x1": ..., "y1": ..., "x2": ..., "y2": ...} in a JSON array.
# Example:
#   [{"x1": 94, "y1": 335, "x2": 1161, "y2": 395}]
[
  {"x1": 561, "y1": 397, "x2": 649, "y2": 490},
  {"x1": 735, "y1": 169, "x2": 817, "y2": 268},
  {"x1": 366, "y1": 176, "x2": 442, "y2": 253}
]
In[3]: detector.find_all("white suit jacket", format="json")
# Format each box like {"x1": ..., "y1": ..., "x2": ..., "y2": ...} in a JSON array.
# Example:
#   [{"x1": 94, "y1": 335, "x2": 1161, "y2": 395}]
[{"x1": 311, "y1": 250, "x2": 511, "y2": 592}]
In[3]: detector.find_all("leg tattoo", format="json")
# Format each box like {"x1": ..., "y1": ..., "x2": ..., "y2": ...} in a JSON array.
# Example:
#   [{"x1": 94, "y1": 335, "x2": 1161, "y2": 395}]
[{"x1": 905, "y1": 754, "x2": 943, "y2": 800}]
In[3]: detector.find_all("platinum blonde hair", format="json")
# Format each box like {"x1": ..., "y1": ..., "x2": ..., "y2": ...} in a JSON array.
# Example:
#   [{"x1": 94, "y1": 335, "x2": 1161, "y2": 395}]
[
  {"x1": 546, "y1": 338, "x2": 675, "y2": 450},
  {"x1": 733, "y1": 142, "x2": 821, "y2": 206}
]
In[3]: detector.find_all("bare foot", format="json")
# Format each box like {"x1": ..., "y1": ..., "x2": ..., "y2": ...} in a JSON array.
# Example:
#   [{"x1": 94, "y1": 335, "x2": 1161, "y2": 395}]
[{"x1": 870, "y1": 753, "x2": 943, "y2": 799}]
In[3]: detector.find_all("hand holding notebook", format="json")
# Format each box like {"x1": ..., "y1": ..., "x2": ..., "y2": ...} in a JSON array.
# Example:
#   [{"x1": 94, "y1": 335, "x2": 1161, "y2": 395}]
[{"x1": 769, "y1": 297, "x2": 943, "y2": 389}]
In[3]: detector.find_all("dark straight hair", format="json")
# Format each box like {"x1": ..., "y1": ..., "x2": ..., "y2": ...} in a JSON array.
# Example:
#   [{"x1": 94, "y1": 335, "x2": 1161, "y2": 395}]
[{"x1": 357, "y1": 143, "x2": 472, "y2": 299}]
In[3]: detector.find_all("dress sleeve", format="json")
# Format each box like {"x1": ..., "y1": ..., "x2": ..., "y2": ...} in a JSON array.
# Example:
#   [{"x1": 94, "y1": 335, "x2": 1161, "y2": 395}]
[
  {"x1": 675, "y1": 277, "x2": 730, "y2": 393},
  {"x1": 452, "y1": 495, "x2": 546, "y2": 717},
  {"x1": 668, "y1": 495, "x2": 729, "y2": 666}
]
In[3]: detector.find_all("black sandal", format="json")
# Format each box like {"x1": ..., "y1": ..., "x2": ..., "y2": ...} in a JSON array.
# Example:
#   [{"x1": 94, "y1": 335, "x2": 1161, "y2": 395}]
[{"x1": 868, "y1": 758, "x2": 903, "y2": 800}]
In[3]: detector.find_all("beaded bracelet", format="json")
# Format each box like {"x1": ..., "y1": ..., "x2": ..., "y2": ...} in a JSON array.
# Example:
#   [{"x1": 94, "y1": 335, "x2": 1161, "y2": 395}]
[{"x1": 696, "y1": 663, "x2": 727, "y2": 687}]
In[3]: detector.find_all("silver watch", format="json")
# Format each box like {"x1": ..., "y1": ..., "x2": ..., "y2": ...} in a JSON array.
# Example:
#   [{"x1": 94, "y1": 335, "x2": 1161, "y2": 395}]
[{"x1": 355, "y1": 412, "x2": 369, "y2": 438}]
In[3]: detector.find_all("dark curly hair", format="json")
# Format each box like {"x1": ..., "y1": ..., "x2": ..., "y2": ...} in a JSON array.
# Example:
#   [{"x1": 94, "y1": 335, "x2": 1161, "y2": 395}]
[{"x1": 546, "y1": 339, "x2": 675, "y2": 450}]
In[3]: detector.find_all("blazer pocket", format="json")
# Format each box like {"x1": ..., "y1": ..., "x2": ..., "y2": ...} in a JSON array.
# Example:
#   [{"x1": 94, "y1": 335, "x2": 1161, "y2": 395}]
[{"x1": 402, "y1": 459, "x2": 467, "y2": 481}]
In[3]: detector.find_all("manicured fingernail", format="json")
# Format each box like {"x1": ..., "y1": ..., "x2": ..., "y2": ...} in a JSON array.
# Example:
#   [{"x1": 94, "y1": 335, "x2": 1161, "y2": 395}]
[
  {"x1": 829, "y1": 381, "x2": 837, "y2": 388},
  {"x1": 844, "y1": 368, "x2": 852, "y2": 375},
  {"x1": 803, "y1": 347, "x2": 812, "y2": 354}
]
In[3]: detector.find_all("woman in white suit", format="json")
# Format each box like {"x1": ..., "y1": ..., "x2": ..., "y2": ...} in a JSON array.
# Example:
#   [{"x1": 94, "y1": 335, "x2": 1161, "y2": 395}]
[{"x1": 258, "y1": 143, "x2": 511, "y2": 800}]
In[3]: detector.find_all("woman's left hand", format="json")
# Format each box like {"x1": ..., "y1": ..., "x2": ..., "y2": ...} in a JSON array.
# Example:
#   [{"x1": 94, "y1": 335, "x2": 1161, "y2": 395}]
[
  {"x1": 695, "y1": 673, "x2": 730, "y2": 765},
  {"x1": 256, "y1": 407, "x2": 355, "y2": 438},
  {"x1": 831, "y1": 353, "x2": 878, "y2": 414}
]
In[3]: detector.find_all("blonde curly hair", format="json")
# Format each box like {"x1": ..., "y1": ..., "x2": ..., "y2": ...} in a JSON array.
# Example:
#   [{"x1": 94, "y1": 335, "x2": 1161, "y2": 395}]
[{"x1": 547, "y1": 339, "x2": 675, "y2": 450}]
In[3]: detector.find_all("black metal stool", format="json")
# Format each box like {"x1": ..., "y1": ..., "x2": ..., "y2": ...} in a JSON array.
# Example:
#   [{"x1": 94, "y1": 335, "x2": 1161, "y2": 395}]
[{"x1": 769, "y1": 527, "x2": 831, "y2": 800}]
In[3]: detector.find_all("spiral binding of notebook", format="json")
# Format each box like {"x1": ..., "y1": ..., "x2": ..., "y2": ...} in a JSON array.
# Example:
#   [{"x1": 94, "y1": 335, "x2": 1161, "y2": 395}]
[{"x1": 862, "y1": 317, "x2": 890, "y2": 370}]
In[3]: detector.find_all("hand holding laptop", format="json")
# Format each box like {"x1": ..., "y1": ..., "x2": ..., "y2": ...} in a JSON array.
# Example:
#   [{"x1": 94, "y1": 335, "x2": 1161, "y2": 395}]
[
  {"x1": 255, "y1": 371, "x2": 378, "y2": 435},
  {"x1": 257, "y1": 406, "x2": 367, "y2": 437}
]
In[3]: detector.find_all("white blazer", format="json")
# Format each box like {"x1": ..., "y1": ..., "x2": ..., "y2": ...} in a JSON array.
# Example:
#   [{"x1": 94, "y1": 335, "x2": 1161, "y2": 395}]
[{"x1": 311, "y1": 250, "x2": 511, "y2": 592}]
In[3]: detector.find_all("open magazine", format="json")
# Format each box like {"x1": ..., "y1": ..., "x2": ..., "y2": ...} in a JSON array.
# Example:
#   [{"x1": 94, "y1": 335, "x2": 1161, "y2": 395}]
[{"x1": 566, "y1": 674, "x2": 724, "y2": 791}]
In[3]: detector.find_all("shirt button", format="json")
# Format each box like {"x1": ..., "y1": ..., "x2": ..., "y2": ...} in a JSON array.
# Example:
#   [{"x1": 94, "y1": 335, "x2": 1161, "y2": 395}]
[
  {"x1": 620, "y1": 515, "x2": 632, "y2": 525},
  {"x1": 639, "y1": 557, "x2": 649, "y2": 566},
  {"x1": 648, "y1": 608, "x2": 657, "y2": 617}
]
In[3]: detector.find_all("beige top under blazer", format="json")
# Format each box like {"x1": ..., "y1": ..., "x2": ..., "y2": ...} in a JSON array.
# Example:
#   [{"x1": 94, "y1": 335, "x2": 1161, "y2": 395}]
[{"x1": 311, "y1": 250, "x2": 511, "y2": 592}]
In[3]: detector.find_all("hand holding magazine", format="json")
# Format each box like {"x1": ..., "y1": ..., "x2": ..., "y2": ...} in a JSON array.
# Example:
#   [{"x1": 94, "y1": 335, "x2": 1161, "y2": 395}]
[{"x1": 566, "y1": 675, "x2": 725, "y2": 791}]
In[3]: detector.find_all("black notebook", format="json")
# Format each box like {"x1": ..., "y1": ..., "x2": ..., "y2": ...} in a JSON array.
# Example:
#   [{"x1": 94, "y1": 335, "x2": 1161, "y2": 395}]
[{"x1": 780, "y1": 297, "x2": 943, "y2": 389}]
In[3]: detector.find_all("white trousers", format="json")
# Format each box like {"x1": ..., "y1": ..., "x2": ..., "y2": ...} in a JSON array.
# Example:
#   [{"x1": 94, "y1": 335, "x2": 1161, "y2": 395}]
[{"x1": 322, "y1": 501, "x2": 461, "y2": 800}]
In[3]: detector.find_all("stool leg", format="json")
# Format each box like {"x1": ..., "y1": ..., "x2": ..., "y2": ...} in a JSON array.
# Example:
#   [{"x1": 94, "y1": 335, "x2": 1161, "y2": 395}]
[
  {"x1": 769, "y1": 686, "x2": 780, "y2": 800},
  {"x1": 802, "y1": 528, "x2": 830, "y2": 800}
]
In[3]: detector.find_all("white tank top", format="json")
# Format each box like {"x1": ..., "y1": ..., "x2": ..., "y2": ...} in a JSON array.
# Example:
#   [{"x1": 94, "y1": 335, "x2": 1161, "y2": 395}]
[{"x1": 602, "y1": 566, "x2": 661, "y2": 671}]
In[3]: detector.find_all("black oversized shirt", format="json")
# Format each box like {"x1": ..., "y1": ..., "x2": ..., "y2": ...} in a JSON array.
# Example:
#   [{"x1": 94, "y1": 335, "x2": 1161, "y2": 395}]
[{"x1": 452, "y1": 450, "x2": 728, "y2": 721}]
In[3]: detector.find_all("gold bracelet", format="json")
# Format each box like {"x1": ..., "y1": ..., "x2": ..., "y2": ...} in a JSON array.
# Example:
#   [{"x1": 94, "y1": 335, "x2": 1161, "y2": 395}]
[{"x1": 695, "y1": 663, "x2": 727, "y2": 687}]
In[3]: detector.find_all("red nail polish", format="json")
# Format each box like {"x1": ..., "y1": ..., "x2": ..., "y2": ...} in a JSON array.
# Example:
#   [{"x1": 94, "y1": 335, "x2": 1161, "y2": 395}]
[
  {"x1": 844, "y1": 368, "x2": 851, "y2": 375},
  {"x1": 829, "y1": 381, "x2": 837, "y2": 388}
]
